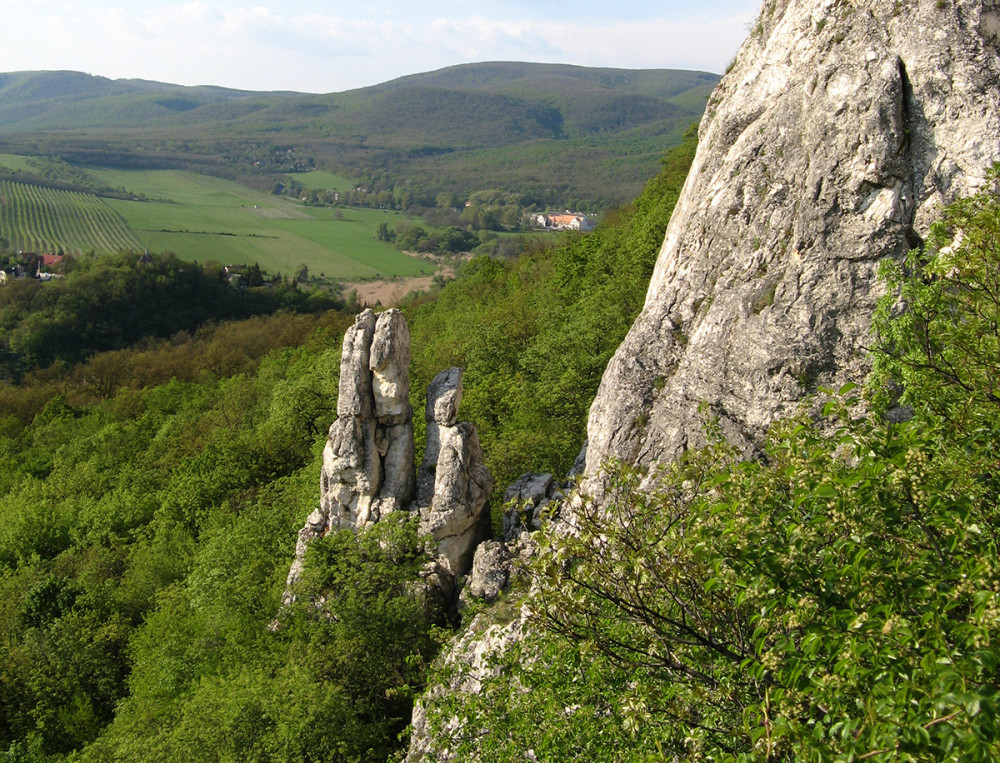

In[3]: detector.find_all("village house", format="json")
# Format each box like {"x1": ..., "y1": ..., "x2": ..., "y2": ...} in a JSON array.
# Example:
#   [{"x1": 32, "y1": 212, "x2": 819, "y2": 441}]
[{"x1": 531, "y1": 212, "x2": 594, "y2": 232}]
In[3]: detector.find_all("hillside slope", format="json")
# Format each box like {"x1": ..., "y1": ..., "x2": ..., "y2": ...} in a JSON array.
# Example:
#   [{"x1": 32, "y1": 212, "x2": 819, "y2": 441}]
[{"x1": 0, "y1": 63, "x2": 718, "y2": 208}]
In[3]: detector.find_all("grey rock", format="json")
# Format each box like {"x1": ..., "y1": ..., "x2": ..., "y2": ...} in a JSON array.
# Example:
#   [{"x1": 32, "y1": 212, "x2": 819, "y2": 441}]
[
  {"x1": 413, "y1": 559, "x2": 457, "y2": 625},
  {"x1": 427, "y1": 366, "x2": 463, "y2": 426},
  {"x1": 336, "y1": 309, "x2": 376, "y2": 418},
  {"x1": 418, "y1": 368, "x2": 464, "y2": 506},
  {"x1": 285, "y1": 309, "x2": 417, "y2": 596},
  {"x1": 376, "y1": 420, "x2": 416, "y2": 516},
  {"x1": 501, "y1": 472, "x2": 556, "y2": 542},
  {"x1": 584, "y1": 0, "x2": 1000, "y2": 491},
  {"x1": 286, "y1": 313, "x2": 491, "y2": 602},
  {"x1": 406, "y1": 612, "x2": 527, "y2": 762},
  {"x1": 321, "y1": 415, "x2": 380, "y2": 529},
  {"x1": 420, "y1": 421, "x2": 493, "y2": 575},
  {"x1": 463, "y1": 540, "x2": 512, "y2": 604},
  {"x1": 371, "y1": 309, "x2": 411, "y2": 422},
  {"x1": 414, "y1": 368, "x2": 492, "y2": 576}
]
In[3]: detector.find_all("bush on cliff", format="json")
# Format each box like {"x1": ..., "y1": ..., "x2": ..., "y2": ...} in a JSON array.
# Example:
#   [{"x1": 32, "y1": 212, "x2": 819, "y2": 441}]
[{"x1": 421, "y1": 173, "x2": 1000, "y2": 761}]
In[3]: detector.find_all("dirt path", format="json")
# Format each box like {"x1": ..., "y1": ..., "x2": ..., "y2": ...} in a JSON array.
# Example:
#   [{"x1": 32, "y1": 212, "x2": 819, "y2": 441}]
[
  {"x1": 343, "y1": 274, "x2": 439, "y2": 307},
  {"x1": 342, "y1": 252, "x2": 460, "y2": 307}
]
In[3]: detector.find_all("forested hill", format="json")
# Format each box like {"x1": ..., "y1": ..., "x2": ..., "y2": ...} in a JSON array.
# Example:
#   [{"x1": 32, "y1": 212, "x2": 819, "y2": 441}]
[
  {"x1": 0, "y1": 65, "x2": 716, "y2": 136},
  {"x1": 0, "y1": 63, "x2": 718, "y2": 208},
  {"x1": 0, "y1": 125, "x2": 700, "y2": 763}
]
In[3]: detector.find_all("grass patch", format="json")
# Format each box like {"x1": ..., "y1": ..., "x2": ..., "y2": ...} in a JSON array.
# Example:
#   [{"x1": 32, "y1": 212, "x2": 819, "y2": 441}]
[
  {"x1": 285, "y1": 170, "x2": 352, "y2": 192},
  {"x1": 87, "y1": 168, "x2": 433, "y2": 278},
  {"x1": 0, "y1": 153, "x2": 36, "y2": 172}
]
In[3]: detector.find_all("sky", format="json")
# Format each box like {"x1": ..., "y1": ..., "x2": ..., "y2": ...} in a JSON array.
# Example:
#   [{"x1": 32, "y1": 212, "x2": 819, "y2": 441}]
[{"x1": 0, "y1": 0, "x2": 762, "y2": 94}]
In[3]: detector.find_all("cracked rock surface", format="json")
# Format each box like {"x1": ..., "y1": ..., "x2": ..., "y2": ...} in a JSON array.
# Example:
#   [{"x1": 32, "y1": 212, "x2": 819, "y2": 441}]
[{"x1": 585, "y1": 0, "x2": 1000, "y2": 487}]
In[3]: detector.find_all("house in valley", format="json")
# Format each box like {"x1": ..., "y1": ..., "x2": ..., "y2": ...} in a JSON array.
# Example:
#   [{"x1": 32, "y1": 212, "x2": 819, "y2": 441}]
[{"x1": 531, "y1": 212, "x2": 594, "y2": 232}]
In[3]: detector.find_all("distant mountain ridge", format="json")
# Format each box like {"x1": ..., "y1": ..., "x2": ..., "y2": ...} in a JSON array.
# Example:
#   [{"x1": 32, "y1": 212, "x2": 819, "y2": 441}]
[{"x1": 0, "y1": 63, "x2": 720, "y2": 208}]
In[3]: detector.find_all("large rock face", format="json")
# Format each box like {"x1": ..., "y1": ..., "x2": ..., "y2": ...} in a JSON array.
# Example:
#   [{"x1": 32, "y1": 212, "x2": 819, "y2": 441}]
[{"x1": 585, "y1": 0, "x2": 1000, "y2": 480}]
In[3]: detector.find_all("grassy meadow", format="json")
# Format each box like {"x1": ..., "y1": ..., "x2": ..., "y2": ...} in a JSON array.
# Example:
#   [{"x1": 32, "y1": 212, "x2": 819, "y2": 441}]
[
  {"x1": 285, "y1": 170, "x2": 352, "y2": 191},
  {"x1": 0, "y1": 152, "x2": 36, "y2": 172},
  {"x1": 87, "y1": 167, "x2": 431, "y2": 279},
  {"x1": 0, "y1": 154, "x2": 434, "y2": 280}
]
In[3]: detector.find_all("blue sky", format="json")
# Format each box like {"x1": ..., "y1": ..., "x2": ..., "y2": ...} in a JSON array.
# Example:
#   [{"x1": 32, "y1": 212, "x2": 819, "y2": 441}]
[{"x1": 0, "y1": 0, "x2": 760, "y2": 93}]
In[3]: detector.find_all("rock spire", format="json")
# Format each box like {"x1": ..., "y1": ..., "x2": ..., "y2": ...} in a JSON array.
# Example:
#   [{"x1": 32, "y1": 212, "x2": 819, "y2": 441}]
[{"x1": 284, "y1": 309, "x2": 491, "y2": 600}]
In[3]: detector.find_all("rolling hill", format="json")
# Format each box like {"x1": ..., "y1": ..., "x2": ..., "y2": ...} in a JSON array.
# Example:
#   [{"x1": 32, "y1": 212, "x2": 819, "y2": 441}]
[{"x1": 0, "y1": 63, "x2": 719, "y2": 209}]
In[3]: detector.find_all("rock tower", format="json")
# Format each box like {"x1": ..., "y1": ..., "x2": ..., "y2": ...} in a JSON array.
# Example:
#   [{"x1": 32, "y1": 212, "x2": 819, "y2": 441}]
[{"x1": 284, "y1": 309, "x2": 491, "y2": 600}]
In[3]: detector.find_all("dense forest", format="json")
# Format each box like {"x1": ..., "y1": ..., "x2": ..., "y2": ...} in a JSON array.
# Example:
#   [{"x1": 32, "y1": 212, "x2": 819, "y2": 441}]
[
  {"x1": 0, "y1": 253, "x2": 339, "y2": 380},
  {"x1": 0, "y1": 65, "x2": 716, "y2": 212},
  {"x1": 2, "y1": 118, "x2": 997, "y2": 760},
  {"x1": 0, "y1": 127, "x2": 698, "y2": 760}
]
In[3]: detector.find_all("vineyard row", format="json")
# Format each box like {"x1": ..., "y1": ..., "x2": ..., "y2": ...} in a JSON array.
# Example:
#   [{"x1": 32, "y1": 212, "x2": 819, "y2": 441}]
[{"x1": 0, "y1": 179, "x2": 142, "y2": 255}]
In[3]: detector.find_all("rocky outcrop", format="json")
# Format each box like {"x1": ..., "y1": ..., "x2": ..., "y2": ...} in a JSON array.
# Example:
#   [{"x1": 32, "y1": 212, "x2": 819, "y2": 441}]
[
  {"x1": 319, "y1": 308, "x2": 414, "y2": 532},
  {"x1": 585, "y1": 0, "x2": 1000, "y2": 485},
  {"x1": 417, "y1": 368, "x2": 493, "y2": 575},
  {"x1": 285, "y1": 312, "x2": 491, "y2": 601},
  {"x1": 501, "y1": 472, "x2": 564, "y2": 542}
]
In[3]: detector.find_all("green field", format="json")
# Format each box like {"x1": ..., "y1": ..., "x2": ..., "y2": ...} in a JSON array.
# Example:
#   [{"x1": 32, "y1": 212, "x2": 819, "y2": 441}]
[
  {"x1": 0, "y1": 178, "x2": 141, "y2": 254},
  {"x1": 286, "y1": 170, "x2": 352, "y2": 192},
  {"x1": 0, "y1": 153, "x2": 36, "y2": 172},
  {"x1": 79, "y1": 167, "x2": 433, "y2": 279}
]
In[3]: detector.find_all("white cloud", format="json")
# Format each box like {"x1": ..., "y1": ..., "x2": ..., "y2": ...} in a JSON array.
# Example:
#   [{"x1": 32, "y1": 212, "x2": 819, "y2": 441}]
[{"x1": 0, "y1": 1, "x2": 759, "y2": 92}]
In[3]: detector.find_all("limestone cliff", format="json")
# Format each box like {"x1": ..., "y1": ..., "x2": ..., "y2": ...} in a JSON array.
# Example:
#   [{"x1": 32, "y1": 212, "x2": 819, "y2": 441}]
[
  {"x1": 585, "y1": 0, "x2": 1000, "y2": 480},
  {"x1": 407, "y1": 1, "x2": 1000, "y2": 757}
]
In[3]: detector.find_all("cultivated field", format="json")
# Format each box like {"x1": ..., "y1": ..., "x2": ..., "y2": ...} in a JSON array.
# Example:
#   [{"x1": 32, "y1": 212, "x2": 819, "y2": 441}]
[
  {"x1": 0, "y1": 178, "x2": 141, "y2": 254},
  {"x1": 86, "y1": 167, "x2": 432, "y2": 279}
]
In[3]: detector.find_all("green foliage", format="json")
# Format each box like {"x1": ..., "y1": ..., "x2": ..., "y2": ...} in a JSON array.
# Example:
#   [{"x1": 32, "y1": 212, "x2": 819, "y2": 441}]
[
  {"x1": 390, "y1": 222, "x2": 479, "y2": 256},
  {"x1": 0, "y1": 302, "x2": 438, "y2": 761},
  {"x1": 431, "y1": 398, "x2": 1000, "y2": 760},
  {"x1": 0, "y1": 251, "x2": 340, "y2": 377},
  {"x1": 406, "y1": 128, "x2": 698, "y2": 514},
  {"x1": 419, "y1": 180, "x2": 1000, "y2": 760},
  {"x1": 872, "y1": 166, "x2": 1000, "y2": 420}
]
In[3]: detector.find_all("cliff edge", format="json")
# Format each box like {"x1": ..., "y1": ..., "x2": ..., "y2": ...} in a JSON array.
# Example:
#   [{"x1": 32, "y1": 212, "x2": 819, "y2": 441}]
[{"x1": 585, "y1": 0, "x2": 1000, "y2": 479}]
